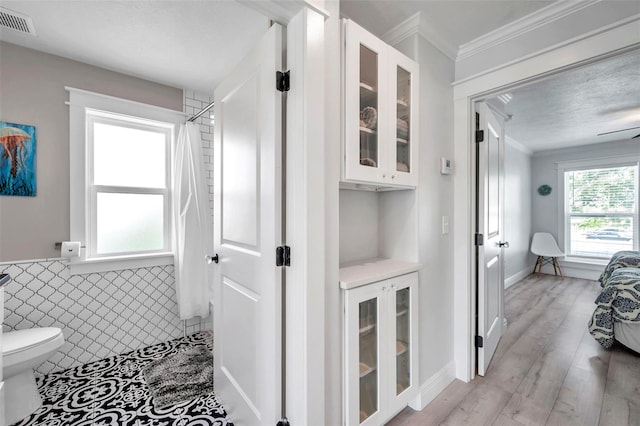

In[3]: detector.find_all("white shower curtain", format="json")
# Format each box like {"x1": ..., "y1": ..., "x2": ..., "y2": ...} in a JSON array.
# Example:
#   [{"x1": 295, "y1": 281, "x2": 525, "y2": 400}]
[{"x1": 174, "y1": 122, "x2": 212, "y2": 320}]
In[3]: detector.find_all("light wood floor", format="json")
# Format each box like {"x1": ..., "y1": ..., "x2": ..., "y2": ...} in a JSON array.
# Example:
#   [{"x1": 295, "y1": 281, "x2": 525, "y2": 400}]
[{"x1": 387, "y1": 273, "x2": 640, "y2": 426}]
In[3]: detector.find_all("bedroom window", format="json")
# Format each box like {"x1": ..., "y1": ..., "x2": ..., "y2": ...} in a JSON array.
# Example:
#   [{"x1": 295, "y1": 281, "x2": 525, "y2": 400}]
[
  {"x1": 563, "y1": 160, "x2": 639, "y2": 259},
  {"x1": 68, "y1": 87, "x2": 184, "y2": 274}
]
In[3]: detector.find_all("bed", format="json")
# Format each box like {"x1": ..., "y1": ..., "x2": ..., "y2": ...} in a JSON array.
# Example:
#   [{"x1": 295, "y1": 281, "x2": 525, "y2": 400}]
[{"x1": 589, "y1": 251, "x2": 640, "y2": 353}]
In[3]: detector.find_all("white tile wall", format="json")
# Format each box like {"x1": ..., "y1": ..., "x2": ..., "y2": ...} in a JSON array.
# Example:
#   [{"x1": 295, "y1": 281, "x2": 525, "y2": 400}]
[
  {"x1": 0, "y1": 260, "x2": 181, "y2": 375},
  {"x1": 184, "y1": 90, "x2": 215, "y2": 218}
]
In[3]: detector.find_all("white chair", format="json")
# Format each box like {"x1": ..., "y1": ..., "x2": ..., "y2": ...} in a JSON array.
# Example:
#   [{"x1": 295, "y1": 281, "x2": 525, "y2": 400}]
[{"x1": 531, "y1": 232, "x2": 565, "y2": 278}]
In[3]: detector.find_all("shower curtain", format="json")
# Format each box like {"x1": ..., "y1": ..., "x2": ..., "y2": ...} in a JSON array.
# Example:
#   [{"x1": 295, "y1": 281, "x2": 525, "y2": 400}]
[{"x1": 174, "y1": 122, "x2": 211, "y2": 320}]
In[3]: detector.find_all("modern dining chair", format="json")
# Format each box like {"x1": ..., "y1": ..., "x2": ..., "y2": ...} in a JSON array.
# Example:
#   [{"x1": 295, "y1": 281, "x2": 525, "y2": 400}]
[{"x1": 531, "y1": 232, "x2": 565, "y2": 278}]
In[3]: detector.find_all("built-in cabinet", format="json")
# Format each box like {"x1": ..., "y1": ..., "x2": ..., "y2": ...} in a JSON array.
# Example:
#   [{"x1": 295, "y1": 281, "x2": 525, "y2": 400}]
[
  {"x1": 340, "y1": 18, "x2": 421, "y2": 426},
  {"x1": 343, "y1": 19, "x2": 419, "y2": 188},
  {"x1": 342, "y1": 270, "x2": 418, "y2": 425}
]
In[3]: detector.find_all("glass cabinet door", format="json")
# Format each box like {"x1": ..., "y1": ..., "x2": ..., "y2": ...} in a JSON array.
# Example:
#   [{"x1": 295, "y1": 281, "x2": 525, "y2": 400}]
[
  {"x1": 394, "y1": 287, "x2": 410, "y2": 395},
  {"x1": 395, "y1": 66, "x2": 411, "y2": 175},
  {"x1": 359, "y1": 45, "x2": 379, "y2": 170},
  {"x1": 358, "y1": 297, "x2": 379, "y2": 423}
]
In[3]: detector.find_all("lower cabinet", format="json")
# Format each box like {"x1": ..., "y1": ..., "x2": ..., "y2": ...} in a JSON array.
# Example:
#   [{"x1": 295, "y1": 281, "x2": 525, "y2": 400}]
[{"x1": 343, "y1": 272, "x2": 418, "y2": 425}]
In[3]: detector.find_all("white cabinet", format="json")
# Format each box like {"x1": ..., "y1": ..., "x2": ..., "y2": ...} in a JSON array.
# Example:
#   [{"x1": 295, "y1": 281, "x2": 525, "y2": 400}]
[
  {"x1": 343, "y1": 19, "x2": 419, "y2": 188},
  {"x1": 343, "y1": 272, "x2": 418, "y2": 425}
]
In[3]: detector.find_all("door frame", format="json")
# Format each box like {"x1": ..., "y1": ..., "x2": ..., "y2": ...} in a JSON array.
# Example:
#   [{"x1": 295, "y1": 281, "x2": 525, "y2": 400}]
[
  {"x1": 452, "y1": 19, "x2": 640, "y2": 382},
  {"x1": 230, "y1": 1, "x2": 329, "y2": 424}
]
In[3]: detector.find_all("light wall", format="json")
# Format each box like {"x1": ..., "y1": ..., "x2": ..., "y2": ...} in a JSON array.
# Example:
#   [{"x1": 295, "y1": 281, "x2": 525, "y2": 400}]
[
  {"x1": 0, "y1": 42, "x2": 183, "y2": 261},
  {"x1": 394, "y1": 33, "x2": 456, "y2": 384},
  {"x1": 504, "y1": 138, "x2": 533, "y2": 285},
  {"x1": 531, "y1": 139, "x2": 639, "y2": 241}
]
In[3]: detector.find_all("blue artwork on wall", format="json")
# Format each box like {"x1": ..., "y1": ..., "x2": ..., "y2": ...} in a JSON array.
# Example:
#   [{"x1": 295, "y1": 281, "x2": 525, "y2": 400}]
[{"x1": 0, "y1": 121, "x2": 37, "y2": 196}]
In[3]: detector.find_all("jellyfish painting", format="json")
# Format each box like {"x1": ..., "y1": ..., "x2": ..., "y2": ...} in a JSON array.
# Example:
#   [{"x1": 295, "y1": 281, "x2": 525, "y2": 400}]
[{"x1": 0, "y1": 121, "x2": 36, "y2": 196}]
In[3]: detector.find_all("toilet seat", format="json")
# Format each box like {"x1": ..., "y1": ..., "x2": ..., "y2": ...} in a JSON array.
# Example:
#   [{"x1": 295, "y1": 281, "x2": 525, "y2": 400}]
[{"x1": 3, "y1": 327, "x2": 64, "y2": 368}]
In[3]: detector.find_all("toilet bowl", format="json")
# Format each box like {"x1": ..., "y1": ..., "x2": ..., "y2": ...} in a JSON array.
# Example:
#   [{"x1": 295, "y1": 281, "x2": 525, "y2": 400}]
[{"x1": 3, "y1": 327, "x2": 65, "y2": 425}]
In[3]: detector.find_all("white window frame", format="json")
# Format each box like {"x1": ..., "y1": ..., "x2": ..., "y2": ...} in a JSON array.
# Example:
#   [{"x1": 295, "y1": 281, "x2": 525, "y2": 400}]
[
  {"x1": 68, "y1": 87, "x2": 185, "y2": 274},
  {"x1": 557, "y1": 155, "x2": 640, "y2": 262}
]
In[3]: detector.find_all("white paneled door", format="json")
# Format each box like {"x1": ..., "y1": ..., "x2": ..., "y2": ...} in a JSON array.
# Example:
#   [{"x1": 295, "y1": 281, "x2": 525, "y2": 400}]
[
  {"x1": 476, "y1": 102, "x2": 507, "y2": 376},
  {"x1": 213, "y1": 24, "x2": 284, "y2": 425}
]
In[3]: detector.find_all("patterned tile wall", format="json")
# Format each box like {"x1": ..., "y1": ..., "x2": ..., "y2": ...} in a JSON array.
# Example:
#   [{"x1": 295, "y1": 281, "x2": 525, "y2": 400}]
[{"x1": 1, "y1": 260, "x2": 182, "y2": 376}]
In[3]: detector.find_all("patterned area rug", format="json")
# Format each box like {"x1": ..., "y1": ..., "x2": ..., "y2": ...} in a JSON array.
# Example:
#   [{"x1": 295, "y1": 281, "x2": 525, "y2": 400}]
[
  {"x1": 13, "y1": 331, "x2": 233, "y2": 426},
  {"x1": 143, "y1": 345, "x2": 214, "y2": 408}
]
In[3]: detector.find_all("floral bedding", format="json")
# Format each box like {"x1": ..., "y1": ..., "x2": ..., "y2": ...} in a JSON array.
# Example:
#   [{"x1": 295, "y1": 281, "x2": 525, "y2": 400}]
[{"x1": 589, "y1": 251, "x2": 640, "y2": 349}]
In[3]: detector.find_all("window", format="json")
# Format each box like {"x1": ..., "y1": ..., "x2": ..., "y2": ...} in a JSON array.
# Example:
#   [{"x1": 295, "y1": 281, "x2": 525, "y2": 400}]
[
  {"x1": 562, "y1": 159, "x2": 639, "y2": 259},
  {"x1": 68, "y1": 87, "x2": 184, "y2": 274}
]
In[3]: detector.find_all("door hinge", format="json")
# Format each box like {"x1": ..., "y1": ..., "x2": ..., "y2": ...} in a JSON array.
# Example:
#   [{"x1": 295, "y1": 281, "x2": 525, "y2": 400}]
[
  {"x1": 276, "y1": 418, "x2": 290, "y2": 426},
  {"x1": 475, "y1": 111, "x2": 484, "y2": 143},
  {"x1": 474, "y1": 233, "x2": 484, "y2": 246},
  {"x1": 276, "y1": 245, "x2": 291, "y2": 267},
  {"x1": 276, "y1": 70, "x2": 290, "y2": 92},
  {"x1": 475, "y1": 335, "x2": 484, "y2": 348}
]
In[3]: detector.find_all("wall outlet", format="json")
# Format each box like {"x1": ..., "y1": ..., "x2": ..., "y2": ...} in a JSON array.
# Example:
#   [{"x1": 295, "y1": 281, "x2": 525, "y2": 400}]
[{"x1": 442, "y1": 215, "x2": 449, "y2": 235}]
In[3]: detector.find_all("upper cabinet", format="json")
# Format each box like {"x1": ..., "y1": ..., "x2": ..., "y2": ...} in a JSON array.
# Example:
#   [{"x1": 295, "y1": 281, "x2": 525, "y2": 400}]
[{"x1": 343, "y1": 19, "x2": 419, "y2": 189}]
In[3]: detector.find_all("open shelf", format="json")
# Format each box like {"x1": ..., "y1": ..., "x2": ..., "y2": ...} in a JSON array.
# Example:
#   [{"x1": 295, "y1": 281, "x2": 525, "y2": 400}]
[{"x1": 339, "y1": 258, "x2": 421, "y2": 290}]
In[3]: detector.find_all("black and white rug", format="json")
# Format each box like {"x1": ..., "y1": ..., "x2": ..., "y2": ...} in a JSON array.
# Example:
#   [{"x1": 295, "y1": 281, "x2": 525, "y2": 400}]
[{"x1": 13, "y1": 331, "x2": 233, "y2": 426}]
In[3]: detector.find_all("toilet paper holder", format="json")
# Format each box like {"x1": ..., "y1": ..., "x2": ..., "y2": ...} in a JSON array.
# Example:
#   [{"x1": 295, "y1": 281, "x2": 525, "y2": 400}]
[{"x1": 54, "y1": 242, "x2": 86, "y2": 250}]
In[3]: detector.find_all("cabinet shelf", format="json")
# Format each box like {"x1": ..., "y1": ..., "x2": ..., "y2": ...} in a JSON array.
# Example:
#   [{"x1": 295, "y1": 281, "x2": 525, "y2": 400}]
[
  {"x1": 360, "y1": 82, "x2": 376, "y2": 92},
  {"x1": 396, "y1": 308, "x2": 408, "y2": 317},
  {"x1": 360, "y1": 127, "x2": 377, "y2": 134},
  {"x1": 339, "y1": 258, "x2": 421, "y2": 290},
  {"x1": 397, "y1": 99, "x2": 408, "y2": 107},
  {"x1": 359, "y1": 361, "x2": 376, "y2": 378},
  {"x1": 396, "y1": 340, "x2": 408, "y2": 356},
  {"x1": 359, "y1": 323, "x2": 376, "y2": 334},
  {"x1": 396, "y1": 138, "x2": 408, "y2": 144}
]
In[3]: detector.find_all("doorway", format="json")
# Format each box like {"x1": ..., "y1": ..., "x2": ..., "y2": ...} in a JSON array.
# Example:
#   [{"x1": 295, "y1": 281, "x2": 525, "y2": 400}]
[{"x1": 453, "y1": 27, "x2": 640, "y2": 381}]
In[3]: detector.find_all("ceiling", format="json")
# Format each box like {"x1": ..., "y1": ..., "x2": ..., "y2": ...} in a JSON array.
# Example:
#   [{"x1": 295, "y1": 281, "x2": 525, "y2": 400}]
[
  {"x1": 1, "y1": 1, "x2": 636, "y2": 153},
  {"x1": 341, "y1": 0, "x2": 554, "y2": 54},
  {"x1": 493, "y1": 50, "x2": 640, "y2": 153},
  {"x1": 0, "y1": 1, "x2": 268, "y2": 94}
]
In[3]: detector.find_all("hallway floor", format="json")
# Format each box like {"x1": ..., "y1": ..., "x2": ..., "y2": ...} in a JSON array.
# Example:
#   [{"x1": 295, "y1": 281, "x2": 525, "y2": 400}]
[
  {"x1": 388, "y1": 273, "x2": 640, "y2": 426},
  {"x1": 13, "y1": 331, "x2": 232, "y2": 426}
]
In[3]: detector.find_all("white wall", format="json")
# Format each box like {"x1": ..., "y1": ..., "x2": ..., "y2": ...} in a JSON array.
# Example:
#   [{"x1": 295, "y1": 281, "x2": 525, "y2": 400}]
[
  {"x1": 504, "y1": 137, "x2": 533, "y2": 285},
  {"x1": 393, "y1": 33, "x2": 456, "y2": 388},
  {"x1": 455, "y1": 2, "x2": 640, "y2": 81}
]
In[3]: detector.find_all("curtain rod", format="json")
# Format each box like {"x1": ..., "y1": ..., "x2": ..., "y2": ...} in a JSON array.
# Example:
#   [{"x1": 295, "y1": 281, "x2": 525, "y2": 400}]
[{"x1": 188, "y1": 101, "x2": 214, "y2": 122}]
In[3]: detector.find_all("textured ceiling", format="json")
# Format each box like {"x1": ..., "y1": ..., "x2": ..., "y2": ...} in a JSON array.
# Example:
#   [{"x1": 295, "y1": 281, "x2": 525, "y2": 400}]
[
  {"x1": 0, "y1": 1, "x2": 268, "y2": 94},
  {"x1": 495, "y1": 50, "x2": 640, "y2": 153}
]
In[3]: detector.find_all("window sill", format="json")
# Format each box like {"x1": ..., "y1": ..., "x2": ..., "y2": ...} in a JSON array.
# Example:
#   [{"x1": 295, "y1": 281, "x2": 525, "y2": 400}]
[
  {"x1": 68, "y1": 252, "x2": 174, "y2": 276},
  {"x1": 563, "y1": 256, "x2": 609, "y2": 266}
]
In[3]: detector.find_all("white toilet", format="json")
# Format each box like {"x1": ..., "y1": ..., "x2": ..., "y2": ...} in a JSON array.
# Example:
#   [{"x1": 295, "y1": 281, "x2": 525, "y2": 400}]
[{"x1": 3, "y1": 327, "x2": 65, "y2": 424}]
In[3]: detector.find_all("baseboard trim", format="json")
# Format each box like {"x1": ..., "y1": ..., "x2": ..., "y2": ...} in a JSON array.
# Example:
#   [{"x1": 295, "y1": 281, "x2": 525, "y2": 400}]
[
  {"x1": 409, "y1": 361, "x2": 456, "y2": 411},
  {"x1": 505, "y1": 265, "x2": 534, "y2": 289}
]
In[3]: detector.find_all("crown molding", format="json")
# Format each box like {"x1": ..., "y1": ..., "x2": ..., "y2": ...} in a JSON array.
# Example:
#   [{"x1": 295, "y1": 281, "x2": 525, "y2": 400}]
[
  {"x1": 457, "y1": 0, "x2": 601, "y2": 61},
  {"x1": 382, "y1": 12, "x2": 457, "y2": 61},
  {"x1": 506, "y1": 136, "x2": 533, "y2": 156}
]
